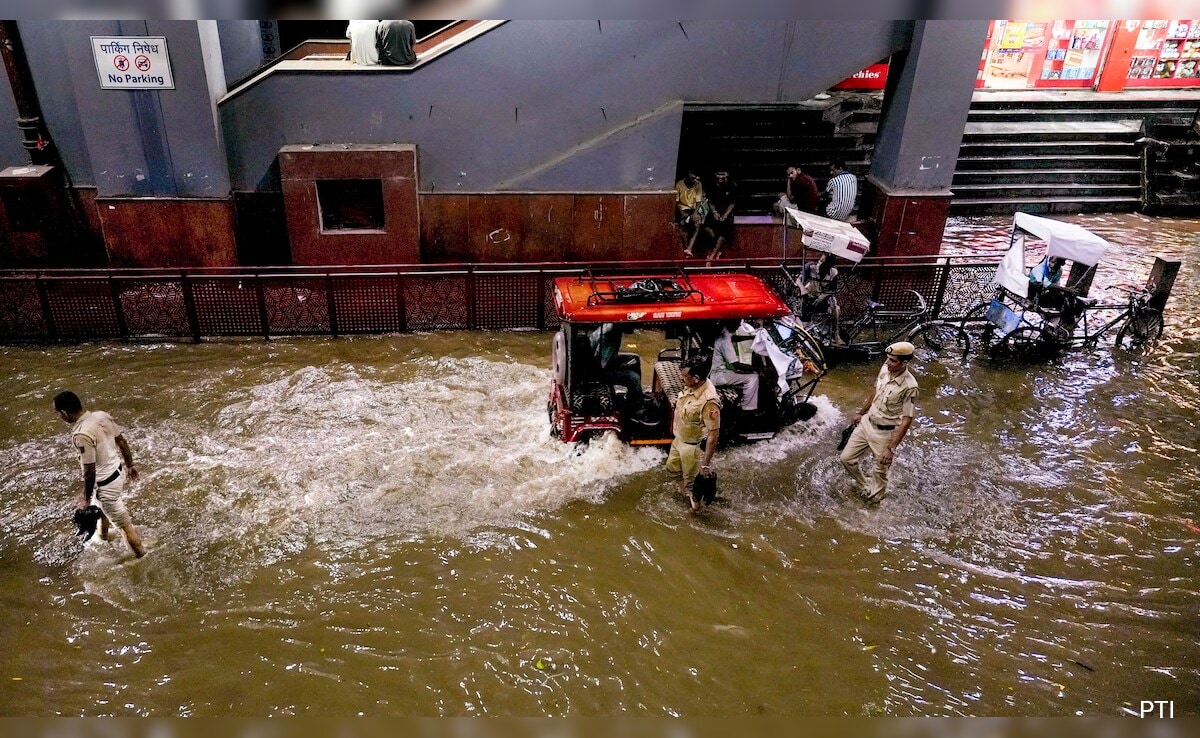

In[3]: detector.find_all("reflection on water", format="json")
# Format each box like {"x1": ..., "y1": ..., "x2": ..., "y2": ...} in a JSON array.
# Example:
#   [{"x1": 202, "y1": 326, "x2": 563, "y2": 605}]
[{"x1": 0, "y1": 214, "x2": 1197, "y2": 716}]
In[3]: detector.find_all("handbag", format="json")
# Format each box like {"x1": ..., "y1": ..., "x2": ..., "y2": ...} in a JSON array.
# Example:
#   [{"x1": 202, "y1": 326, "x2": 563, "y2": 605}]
[
  {"x1": 692, "y1": 469, "x2": 718, "y2": 506},
  {"x1": 836, "y1": 422, "x2": 856, "y2": 452}
]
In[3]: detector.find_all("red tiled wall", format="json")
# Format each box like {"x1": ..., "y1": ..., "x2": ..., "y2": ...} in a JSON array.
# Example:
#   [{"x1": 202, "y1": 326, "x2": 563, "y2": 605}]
[
  {"x1": 98, "y1": 198, "x2": 238, "y2": 267},
  {"x1": 280, "y1": 145, "x2": 420, "y2": 266},
  {"x1": 420, "y1": 192, "x2": 676, "y2": 263}
]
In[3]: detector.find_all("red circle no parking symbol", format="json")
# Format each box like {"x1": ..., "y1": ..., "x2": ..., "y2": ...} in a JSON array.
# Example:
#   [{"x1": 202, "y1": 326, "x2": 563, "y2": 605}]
[
  {"x1": 134, "y1": 55, "x2": 151, "y2": 72},
  {"x1": 113, "y1": 55, "x2": 129, "y2": 71}
]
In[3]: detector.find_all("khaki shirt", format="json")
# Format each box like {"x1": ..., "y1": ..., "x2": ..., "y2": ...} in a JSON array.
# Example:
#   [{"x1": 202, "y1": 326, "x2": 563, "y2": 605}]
[
  {"x1": 869, "y1": 365, "x2": 918, "y2": 425},
  {"x1": 674, "y1": 380, "x2": 720, "y2": 444},
  {"x1": 71, "y1": 410, "x2": 124, "y2": 480}
]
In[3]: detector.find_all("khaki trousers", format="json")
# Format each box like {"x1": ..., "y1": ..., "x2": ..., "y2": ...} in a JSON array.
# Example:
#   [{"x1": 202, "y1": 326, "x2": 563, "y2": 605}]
[{"x1": 839, "y1": 418, "x2": 893, "y2": 500}]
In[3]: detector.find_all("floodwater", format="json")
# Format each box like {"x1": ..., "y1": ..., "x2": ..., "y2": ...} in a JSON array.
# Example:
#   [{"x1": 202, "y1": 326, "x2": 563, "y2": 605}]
[{"x1": 0, "y1": 214, "x2": 1197, "y2": 717}]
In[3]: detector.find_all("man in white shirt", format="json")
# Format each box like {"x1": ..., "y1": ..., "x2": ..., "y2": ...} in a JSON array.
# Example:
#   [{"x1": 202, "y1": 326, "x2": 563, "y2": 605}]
[
  {"x1": 823, "y1": 159, "x2": 858, "y2": 222},
  {"x1": 709, "y1": 321, "x2": 760, "y2": 412},
  {"x1": 346, "y1": 20, "x2": 381, "y2": 66},
  {"x1": 54, "y1": 391, "x2": 145, "y2": 558}
]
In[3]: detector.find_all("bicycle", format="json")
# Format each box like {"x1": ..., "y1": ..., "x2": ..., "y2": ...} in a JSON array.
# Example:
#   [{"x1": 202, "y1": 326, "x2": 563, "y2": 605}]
[
  {"x1": 1081, "y1": 285, "x2": 1164, "y2": 352},
  {"x1": 962, "y1": 284, "x2": 1162, "y2": 361},
  {"x1": 777, "y1": 265, "x2": 969, "y2": 362}
]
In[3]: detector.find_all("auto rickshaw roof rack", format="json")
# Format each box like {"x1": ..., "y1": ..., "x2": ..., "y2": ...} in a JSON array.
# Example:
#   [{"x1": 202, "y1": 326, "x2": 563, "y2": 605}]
[{"x1": 577, "y1": 267, "x2": 704, "y2": 307}]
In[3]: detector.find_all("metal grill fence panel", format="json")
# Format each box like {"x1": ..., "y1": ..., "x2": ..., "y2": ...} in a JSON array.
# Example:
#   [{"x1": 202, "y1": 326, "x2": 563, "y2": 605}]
[
  {"x1": 0, "y1": 260, "x2": 999, "y2": 342},
  {"x1": 330, "y1": 275, "x2": 405, "y2": 334},
  {"x1": 43, "y1": 278, "x2": 122, "y2": 339},
  {"x1": 0, "y1": 278, "x2": 48, "y2": 339},
  {"x1": 263, "y1": 277, "x2": 331, "y2": 335},
  {"x1": 117, "y1": 279, "x2": 190, "y2": 338},
  {"x1": 403, "y1": 272, "x2": 470, "y2": 331}
]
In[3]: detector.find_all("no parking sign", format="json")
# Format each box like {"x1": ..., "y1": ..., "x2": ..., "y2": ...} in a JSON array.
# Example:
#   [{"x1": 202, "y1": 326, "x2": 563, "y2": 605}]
[{"x1": 91, "y1": 36, "x2": 174, "y2": 89}]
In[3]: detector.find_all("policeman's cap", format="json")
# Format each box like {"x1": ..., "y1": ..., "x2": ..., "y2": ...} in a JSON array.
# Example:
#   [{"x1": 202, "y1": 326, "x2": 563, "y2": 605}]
[{"x1": 885, "y1": 341, "x2": 915, "y2": 358}]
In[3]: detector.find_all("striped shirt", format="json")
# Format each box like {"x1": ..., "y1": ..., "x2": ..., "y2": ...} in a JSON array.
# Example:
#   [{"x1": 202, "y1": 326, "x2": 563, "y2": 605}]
[{"x1": 825, "y1": 171, "x2": 858, "y2": 221}]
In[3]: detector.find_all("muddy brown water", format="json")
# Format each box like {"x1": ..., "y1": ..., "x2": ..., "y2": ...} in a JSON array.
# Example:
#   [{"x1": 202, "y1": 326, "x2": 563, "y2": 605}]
[{"x1": 0, "y1": 213, "x2": 1197, "y2": 716}]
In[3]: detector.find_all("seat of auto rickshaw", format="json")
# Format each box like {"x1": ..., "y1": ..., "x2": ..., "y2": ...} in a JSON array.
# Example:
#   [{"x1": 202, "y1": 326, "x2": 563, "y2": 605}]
[
  {"x1": 652, "y1": 359, "x2": 743, "y2": 412},
  {"x1": 569, "y1": 327, "x2": 646, "y2": 416}
]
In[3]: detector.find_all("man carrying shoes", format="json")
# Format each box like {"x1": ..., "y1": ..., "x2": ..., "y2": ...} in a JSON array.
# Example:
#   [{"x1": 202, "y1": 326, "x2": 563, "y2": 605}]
[
  {"x1": 839, "y1": 341, "x2": 918, "y2": 505},
  {"x1": 54, "y1": 391, "x2": 146, "y2": 558}
]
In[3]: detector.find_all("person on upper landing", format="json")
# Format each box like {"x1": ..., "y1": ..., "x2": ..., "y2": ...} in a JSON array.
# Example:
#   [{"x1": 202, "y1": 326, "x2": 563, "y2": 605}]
[
  {"x1": 346, "y1": 20, "x2": 381, "y2": 65},
  {"x1": 702, "y1": 170, "x2": 738, "y2": 260},
  {"x1": 675, "y1": 169, "x2": 708, "y2": 256},
  {"x1": 774, "y1": 165, "x2": 821, "y2": 216},
  {"x1": 377, "y1": 19, "x2": 418, "y2": 66},
  {"x1": 823, "y1": 160, "x2": 858, "y2": 222}
]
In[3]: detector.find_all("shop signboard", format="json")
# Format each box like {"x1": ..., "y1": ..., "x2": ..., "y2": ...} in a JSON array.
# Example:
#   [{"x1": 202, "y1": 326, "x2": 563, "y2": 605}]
[{"x1": 832, "y1": 62, "x2": 889, "y2": 90}]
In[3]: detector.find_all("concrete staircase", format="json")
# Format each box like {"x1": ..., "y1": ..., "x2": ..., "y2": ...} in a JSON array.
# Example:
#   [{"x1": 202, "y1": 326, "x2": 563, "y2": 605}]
[
  {"x1": 951, "y1": 120, "x2": 1143, "y2": 214},
  {"x1": 677, "y1": 99, "x2": 876, "y2": 215},
  {"x1": 675, "y1": 92, "x2": 1200, "y2": 217},
  {"x1": 949, "y1": 92, "x2": 1200, "y2": 214}
]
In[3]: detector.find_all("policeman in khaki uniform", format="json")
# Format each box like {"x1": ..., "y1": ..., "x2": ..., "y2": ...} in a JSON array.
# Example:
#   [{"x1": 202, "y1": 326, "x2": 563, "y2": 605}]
[
  {"x1": 840, "y1": 341, "x2": 919, "y2": 504},
  {"x1": 54, "y1": 390, "x2": 146, "y2": 557},
  {"x1": 666, "y1": 356, "x2": 721, "y2": 511}
]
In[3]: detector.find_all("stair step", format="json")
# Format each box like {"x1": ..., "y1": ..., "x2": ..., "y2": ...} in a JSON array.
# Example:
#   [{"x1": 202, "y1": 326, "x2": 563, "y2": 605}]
[
  {"x1": 952, "y1": 184, "x2": 1142, "y2": 199},
  {"x1": 969, "y1": 108, "x2": 1192, "y2": 120},
  {"x1": 951, "y1": 195, "x2": 1141, "y2": 206},
  {"x1": 953, "y1": 169, "x2": 1141, "y2": 185},
  {"x1": 965, "y1": 119, "x2": 1144, "y2": 134},
  {"x1": 957, "y1": 154, "x2": 1140, "y2": 171},
  {"x1": 959, "y1": 142, "x2": 1137, "y2": 152}
]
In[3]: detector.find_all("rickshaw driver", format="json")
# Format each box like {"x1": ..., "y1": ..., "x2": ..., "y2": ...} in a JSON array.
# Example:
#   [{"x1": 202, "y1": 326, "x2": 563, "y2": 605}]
[
  {"x1": 666, "y1": 356, "x2": 720, "y2": 512},
  {"x1": 1027, "y1": 255, "x2": 1066, "y2": 305},
  {"x1": 709, "y1": 320, "x2": 760, "y2": 412}
]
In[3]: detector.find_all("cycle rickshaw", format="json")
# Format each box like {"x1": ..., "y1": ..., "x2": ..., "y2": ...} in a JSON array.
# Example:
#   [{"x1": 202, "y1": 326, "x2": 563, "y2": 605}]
[
  {"x1": 779, "y1": 207, "x2": 971, "y2": 363},
  {"x1": 960, "y1": 213, "x2": 1164, "y2": 361}
]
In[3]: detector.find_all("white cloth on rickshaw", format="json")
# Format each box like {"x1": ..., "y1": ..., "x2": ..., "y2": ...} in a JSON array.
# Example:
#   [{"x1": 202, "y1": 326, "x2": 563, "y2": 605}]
[
  {"x1": 1012, "y1": 212, "x2": 1111, "y2": 267},
  {"x1": 753, "y1": 322, "x2": 815, "y2": 393}
]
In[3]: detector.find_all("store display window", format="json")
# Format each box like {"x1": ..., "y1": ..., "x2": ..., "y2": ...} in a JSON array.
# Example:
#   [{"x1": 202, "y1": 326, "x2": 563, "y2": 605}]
[{"x1": 1124, "y1": 19, "x2": 1200, "y2": 86}]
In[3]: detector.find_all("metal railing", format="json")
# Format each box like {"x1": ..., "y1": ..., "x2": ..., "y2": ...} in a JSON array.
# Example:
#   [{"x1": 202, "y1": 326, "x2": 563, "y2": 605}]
[{"x1": 0, "y1": 257, "x2": 1000, "y2": 343}]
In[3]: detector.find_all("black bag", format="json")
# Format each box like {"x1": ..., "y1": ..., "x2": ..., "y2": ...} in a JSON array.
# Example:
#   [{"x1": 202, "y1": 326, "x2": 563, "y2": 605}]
[
  {"x1": 836, "y1": 422, "x2": 856, "y2": 452},
  {"x1": 692, "y1": 470, "x2": 717, "y2": 506},
  {"x1": 73, "y1": 504, "x2": 104, "y2": 540}
]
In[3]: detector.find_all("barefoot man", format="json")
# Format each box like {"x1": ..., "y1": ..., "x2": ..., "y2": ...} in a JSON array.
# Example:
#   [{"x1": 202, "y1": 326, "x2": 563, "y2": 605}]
[{"x1": 54, "y1": 391, "x2": 145, "y2": 557}]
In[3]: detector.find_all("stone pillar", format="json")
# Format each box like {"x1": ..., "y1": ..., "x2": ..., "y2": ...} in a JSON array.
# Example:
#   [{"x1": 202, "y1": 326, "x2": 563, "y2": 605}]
[{"x1": 861, "y1": 20, "x2": 989, "y2": 257}]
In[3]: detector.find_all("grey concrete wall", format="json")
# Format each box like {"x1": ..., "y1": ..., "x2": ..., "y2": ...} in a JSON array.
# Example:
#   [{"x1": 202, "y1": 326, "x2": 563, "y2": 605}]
[
  {"x1": 221, "y1": 20, "x2": 913, "y2": 192},
  {"x1": 869, "y1": 20, "x2": 990, "y2": 191},
  {"x1": 0, "y1": 59, "x2": 27, "y2": 168},
  {"x1": 20, "y1": 20, "x2": 229, "y2": 197},
  {"x1": 217, "y1": 20, "x2": 266, "y2": 86},
  {"x1": 18, "y1": 21, "x2": 95, "y2": 185}
]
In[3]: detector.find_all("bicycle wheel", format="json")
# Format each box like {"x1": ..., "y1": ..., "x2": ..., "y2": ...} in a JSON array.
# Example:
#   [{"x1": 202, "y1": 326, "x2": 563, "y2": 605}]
[
  {"x1": 786, "y1": 324, "x2": 826, "y2": 373},
  {"x1": 907, "y1": 321, "x2": 971, "y2": 362},
  {"x1": 959, "y1": 301, "x2": 998, "y2": 352},
  {"x1": 994, "y1": 326, "x2": 1053, "y2": 363},
  {"x1": 1115, "y1": 309, "x2": 1164, "y2": 351}
]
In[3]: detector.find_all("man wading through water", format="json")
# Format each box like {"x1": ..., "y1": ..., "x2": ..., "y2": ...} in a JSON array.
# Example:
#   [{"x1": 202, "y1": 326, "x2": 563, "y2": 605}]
[
  {"x1": 54, "y1": 391, "x2": 146, "y2": 558},
  {"x1": 839, "y1": 341, "x2": 918, "y2": 505}
]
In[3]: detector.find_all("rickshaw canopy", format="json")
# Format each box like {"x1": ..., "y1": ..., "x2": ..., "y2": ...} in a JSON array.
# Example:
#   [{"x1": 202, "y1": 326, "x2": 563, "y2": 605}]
[
  {"x1": 1013, "y1": 212, "x2": 1111, "y2": 267},
  {"x1": 783, "y1": 207, "x2": 870, "y2": 263},
  {"x1": 553, "y1": 273, "x2": 789, "y2": 324}
]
